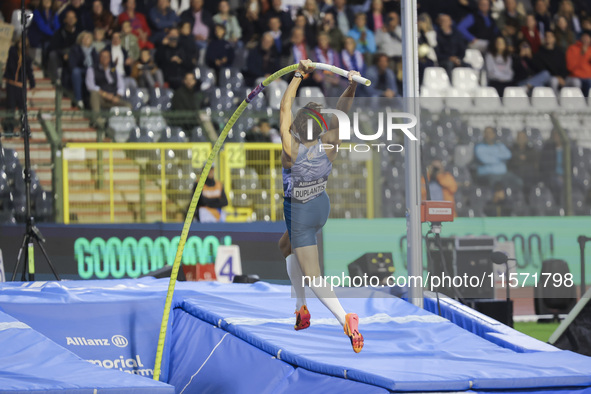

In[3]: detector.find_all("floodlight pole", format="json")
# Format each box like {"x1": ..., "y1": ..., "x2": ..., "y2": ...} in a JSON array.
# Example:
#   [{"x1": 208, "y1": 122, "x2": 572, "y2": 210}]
[{"x1": 402, "y1": 0, "x2": 423, "y2": 307}]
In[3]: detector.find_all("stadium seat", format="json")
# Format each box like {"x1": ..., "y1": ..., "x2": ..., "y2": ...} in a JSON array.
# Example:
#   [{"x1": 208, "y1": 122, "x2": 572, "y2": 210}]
[
  {"x1": 466, "y1": 186, "x2": 492, "y2": 217},
  {"x1": 209, "y1": 88, "x2": 236, "y2": 113},
  {"x1": 126, "y1": 87, "x2": 149, "y2": 111},
  {"x1": 11, "y1": 193, "x2": 27, "y2": 222},
  {"x1": 108, "y1": 107, "x2": 136, "y2": 143},
  {"x1": 473, "y1": 87, "x2": 502, "y2": 111},
  {"x1": 523, "y1": 127, "x2": 544, "y2": 150},
  {"x1": 572, "y1": 165, "x2": 590, "y2": 192},
  {"x1": 451, "y1": 165, "x2": 473, "y2": 190},
  {"x1": 226, "y1": 129, "x2": 245, "y2": 142},
  {"x1": 422, "y1": 67, "x2": 451, "y2": 92},
  {"x1": 531, "y1": 87, "x2": 558, "y2": 110},
  {"x1": 148, "y1": 88, "x2": 174, "y2": 111},
  {"x1": 572, "y1": 189, "x2": 591, "y2": 216},
  {"x1": 246, "y1": 90, "x2": 266, "y2": 112},
  {"x1": 452, "y1": 68, "x2": 479, "y2": 92},
  {"x1": 529, "y1": 184, "x2": 560, "y2": 216},
  {"x1": 463, "y1": 49, "x2": 484, "y2": 70},
  {"x1": 139, "y1": 107, "x2": 168, "y2": 139},
  {"x1": 195, "y1": 66, "x2": 216, "y2": 91},
  {"x1": 382, "y1": 189, "x2": 405, "y2": 217},
  {"x1": 159, "y1": 126, "x2": 187, "y2": 142},
  {"x1": 219, "y1": 68, "x2": 245, "y2": 91},
  {"x1": 419, "y1": 87, "x2": 445, "y2": 112},
  {"x1": 503, "y1": 87, "x2": 530, "y2": 110},
  {"x1": 0, "y1": 209, "x2": 16, "y2": 224},
  {"x1": 127, "y1": 126, "x2": 155, "y2": 143},
  {"x1": 34, "y1": 190, "x2": 53, "y2": 222},
  {"x1": 573, "y1": 146, "x2": 591, "y2": 173},
  {"x1": 1, "y1": 148, "x2": 21, "y2": 178},
  {"x1": 457, "y1": 124, "x2": 483, "y2": 144},
  {"x1": 444, "y1": 88, "x2": 472, "y2": 111},
  {"x1": 559, "y1": 87, "x2": 587, "y2": 109},
  {"x1": 297, "y1": 87, "x2": 326, "y2": 108},
  {"x1": 496, "y1": 127, "x2": 514, "y2": 147},
  {"x1": 504, "y1": 187, "x2": 529, "y2": 216},
  {"x1": 189, "y1": 126, "x2": 208, "y2": 142},
  {"x1": 265, "y1": 82, "x2": 284, "y2": 110},
  {"x1": 453, "y1": 145, "x2": 474, "y2": 167},
  {"x1": 0, "y1": 170, "x2": 9, "y2": 198}
]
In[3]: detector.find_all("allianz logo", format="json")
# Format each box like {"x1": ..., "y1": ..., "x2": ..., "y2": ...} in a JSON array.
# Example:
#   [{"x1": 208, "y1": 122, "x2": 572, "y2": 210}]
[{"x1": 66, "y1": 334, "x2": 129, "y2": 347}]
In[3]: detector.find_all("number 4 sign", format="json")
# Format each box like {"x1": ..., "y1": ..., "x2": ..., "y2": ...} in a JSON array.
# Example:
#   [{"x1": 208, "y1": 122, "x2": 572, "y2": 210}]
[{"x1": 214, "y1": 245, "x2": 242, "y2": 283}]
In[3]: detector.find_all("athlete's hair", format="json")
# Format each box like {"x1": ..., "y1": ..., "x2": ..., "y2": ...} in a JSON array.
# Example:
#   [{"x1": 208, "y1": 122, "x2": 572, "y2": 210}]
[{"x1": 292, "y1": 102, "x2": 325, "y2": 142}]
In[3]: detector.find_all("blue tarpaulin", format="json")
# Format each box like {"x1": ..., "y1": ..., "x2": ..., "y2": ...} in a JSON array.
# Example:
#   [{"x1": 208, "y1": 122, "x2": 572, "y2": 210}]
[
  {"x1": 0, "y1": 309, "x2": 174, "y2": 393},
  {"x1": 1, "y1": 279, "x2": 591, "y2": 393}
]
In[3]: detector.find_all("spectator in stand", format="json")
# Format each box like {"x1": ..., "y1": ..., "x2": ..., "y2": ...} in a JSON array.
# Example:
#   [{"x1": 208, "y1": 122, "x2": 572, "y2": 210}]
[
  {"x1": 554, "y1": 15, "x2": 576, "y2": 51},
  {"x1": 149, "y1": 0, "x2": 180, "y2": 44},
  {"x1": 366, "y1": 0, "x2": 385, "y2": 32},
  {"x1": 566, "y1": 30, "x2": 591, "y2": 95},
  {"x1": 92, "y1": 27, "x2": 107, "y2": 52},
  {"x1": 522, "y1": 14, "x2": 542, "y2": 53},
  {"x1": 314, "y1": 32, "x2": 344, "y2": 96},
  {"x1": 301, "y1": 0, "x2": 320, "y2": 27},
  {"x1": 2, "y1": 37, "x2": 35, "y2": 133},
  {"x1": 262, "y1": 0, "x2": 293, "y2": 38},
  {"x1": 485, "y1": 36, "x2": 514, "y2": 95},
  {"x1": 268, "y1": 16, "x2": 288, "y2": 56},
  {"x1": 418, "y1": 13, "x2": 438, "y2": 63},
  {"x1": 205, "y1": 24, "x2": 235, "y2": 78},
  {"x1": 121, "y1": 20, "x2": 140, "y2": 62},
  {"x1": 68, "y1": 31, "x2": 98, "y2": 109},
  {"x1": 29, "y1": 0, "x2": 60, "y2": 71},
  {"x1": 48, "y1": 10, "x2": 80, "y2": 84},
  {"x1": 534, "y1": 0, "x2": 553, "y2": 36},
  {"x1": 213, "y1": 0, "x2": 242, "y2": 45},
  {"x1": 85, "y1": 50, "x2": 131, "y2": 125},
  {"x1": 156, "y1": 27, "x2": 193, "y2": 89},
  {"x1": 246, "y1": 119, "x2": 273, "y2": 142},
  {"x1": 244, "y1": 32, "x2": 280, "y2": 86},
  {"x1": 133, "y1": 48, "x2": 165, "y2": 88},
  {"x1": 170, "y1": 0, "x2": 190, "y2": 16},
  {"x1": 329, "y1": 0, "x2": 354, "y2": 36},
  {"x1": 107, "y1": 31, "x2": 138, "y2": 90},
  {"x1": 508, "y1": 130, "x2": 539, "y2": 193},
  {"x1": 496, "y1": 0, "x2": 526, "y2": 33},
  {"x1": 556, "y1": 0, "x2": 582, "y2": 37},
  {"x1": 421, "y1": 159, "x2": 458, "y2": 206},
  {"x1": 484, "y1": 182, "x2": 514, "y2": 216},
  {"x1": 171, "y1": 72, "x2": 204, "y2": 127},
  {"x1": 540, "y1": 129, "x2": 569, "y2": 205},
  {"x1": 178, "y1": 21, "x2": 199, "y2": 67},
  {"x1": 514, "y1": 40, "x2": 552, "y2": 91},
  {"x1": 90, "y1": 0, "x2": 116, "y2": 36},
  {"x1": 193, "y1": 166, "x2": 228, "y2": 223},
  {"x1": 118, "y1": 0, "x2": 154, "y2": 50},
  {"x1": 294, "y1": 12, "x2": 318, "y2": 49},
  {"x1": 180, "y1": 0, "x2": 214, "y2": 50},
  {"x1": 364, "y1": 53, "x2": 398, "y2": 97},
  {"x1": 457, "y1": 0, "x2": 499, "y2": 53},
  {"x1": 475, "y1": 126, "x2": 523, "y2": 190},
  {"x1": 436, "y1": 13, "x2": 469, "y2": 77},
  {"x1": 283, "y1": 27, "x2": 313, "y2": 68},
  {"x1": 533, "y1": 30, "x2": 578, "y2": 93},
  {"x1": 60, "y1": 0, "x2": 92, "y2": 32},
  {"x1": 319, "y1": 12, "x2": 344, "y2": 53},
  {"x1": 341, "y1": 36, "x2": 365, "y2": 75},
  {"x1": 237, "y1": 0, "x2": 263, "y2": 45},
  {"x1": 348, "y1": 13, "x2": 377, "y2": 55}
]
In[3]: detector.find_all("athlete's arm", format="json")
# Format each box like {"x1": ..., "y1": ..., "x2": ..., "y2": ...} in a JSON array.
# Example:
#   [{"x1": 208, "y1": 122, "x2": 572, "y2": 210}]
[
  {"x1": 322, "y1": 71, "x2": 360, "y2": 161},
  {"x1": 280, "y1": 59, "x2": 314, "y2": 168}
]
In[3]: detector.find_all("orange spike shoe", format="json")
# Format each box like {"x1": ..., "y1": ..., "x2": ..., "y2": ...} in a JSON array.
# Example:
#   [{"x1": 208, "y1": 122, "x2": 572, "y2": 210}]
[
  {"x1": 343, "y1": 313, "x2": 364, "y2": 353},
  {"x1": 294, "y1": 305, "x2": 311, "y2": 331}
]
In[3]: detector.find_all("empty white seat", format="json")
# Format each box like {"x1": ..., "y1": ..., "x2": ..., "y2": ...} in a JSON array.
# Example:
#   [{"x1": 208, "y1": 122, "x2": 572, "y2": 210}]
[
  {"x1": 503, "y1": 87, "x2": 530, "y2": 111},
  {"x1": 464, "y1": 49, "x2": 484, "y2": 70},
  {"x1": 473, "y1": 87, "x2": 502, "y2": 111},
  {"x1": 531, "y1": 87, "x2": 558, "y2": 110},
  {"x1": 297, "y1": 87, "x2": 326, "y2": 107},
  {"x1": 419, "y1": 86, "x2": 445, "y2": 112},
  {"x1": 560, "y1": 87, "x2": 587, "y2": 109},
  {"x1": 452, "y1": 67, "x2": 479, "y2": 91},
  {"x1": 444, "y1": 88, "x2": 473, "y2": 110},
  {"x1": 421, "y1": 67, "x2": 451, "y2": 92}
]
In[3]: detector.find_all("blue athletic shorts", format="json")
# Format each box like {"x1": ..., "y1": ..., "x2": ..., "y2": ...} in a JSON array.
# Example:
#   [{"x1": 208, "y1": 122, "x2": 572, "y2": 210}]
[{"x1": 284, "y1": 192, "x2": 331, "y2": 249}]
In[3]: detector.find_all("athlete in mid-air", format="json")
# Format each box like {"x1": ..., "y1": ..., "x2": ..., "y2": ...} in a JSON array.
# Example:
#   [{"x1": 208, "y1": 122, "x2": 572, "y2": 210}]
[{"x1": 277, "y1": 59, "x2": 363, "y2": 353}]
